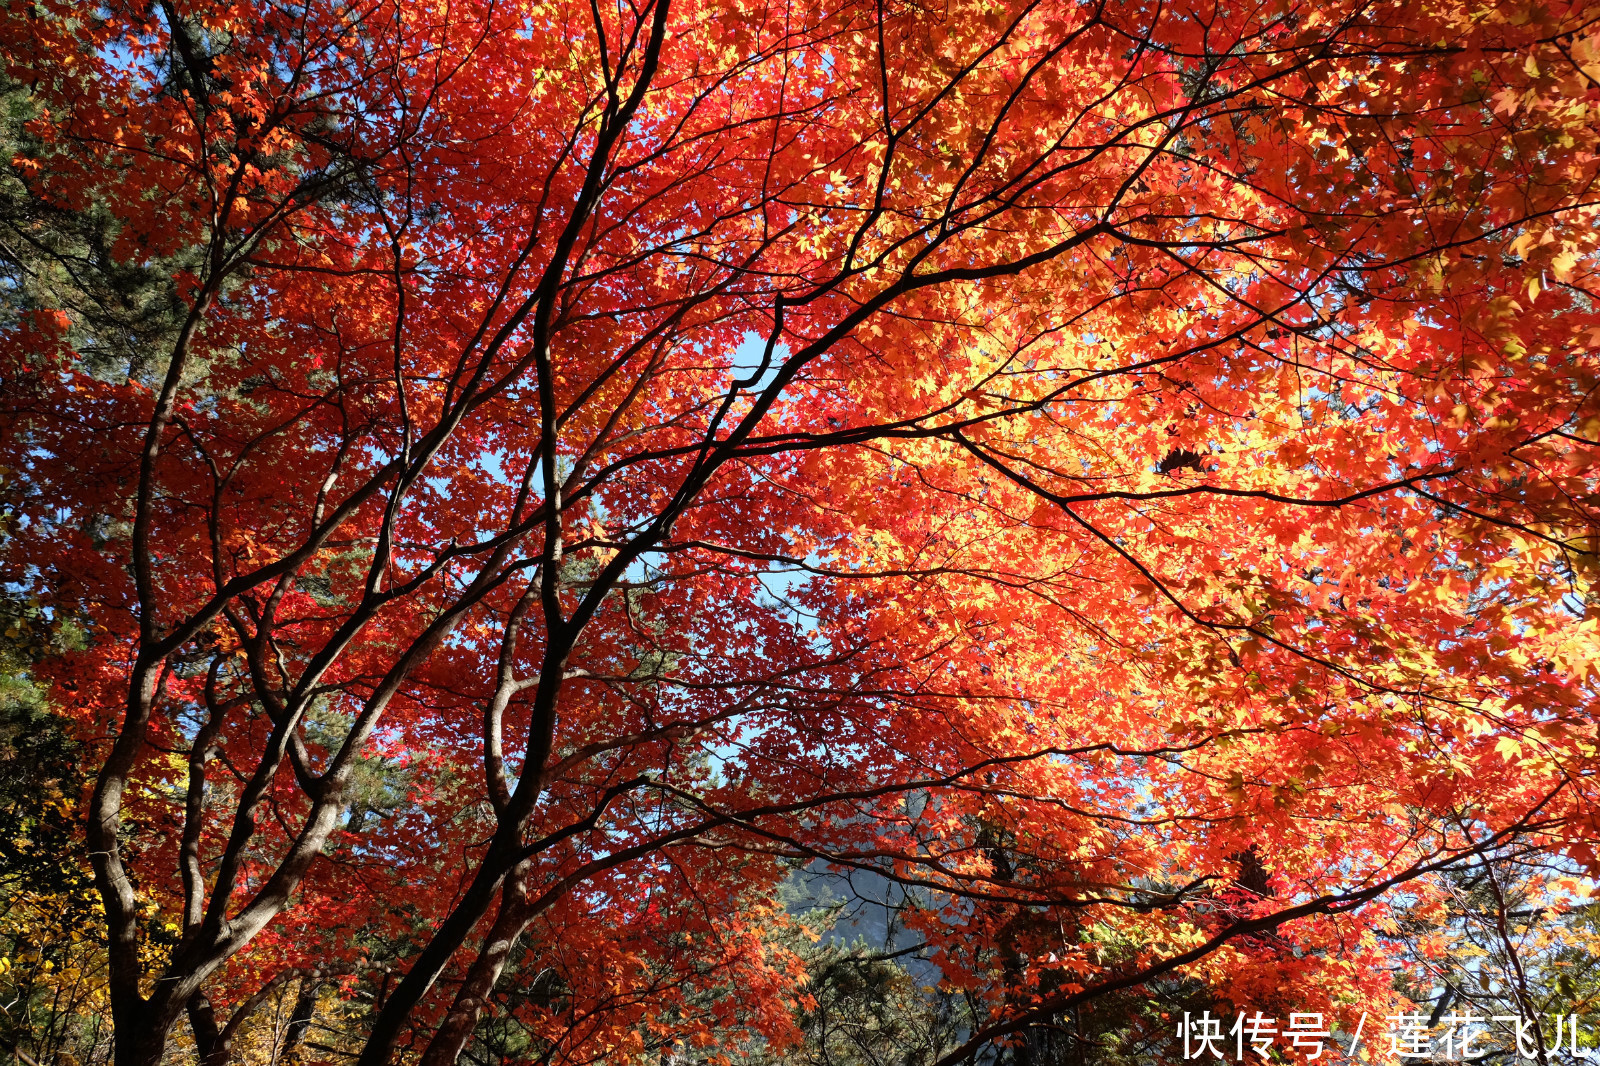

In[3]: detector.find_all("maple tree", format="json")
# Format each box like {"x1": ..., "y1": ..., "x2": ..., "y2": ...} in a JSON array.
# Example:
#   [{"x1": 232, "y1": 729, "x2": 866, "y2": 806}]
[{"x1": 2, "y1": 0, "x2": 1600, "y2": 1063}]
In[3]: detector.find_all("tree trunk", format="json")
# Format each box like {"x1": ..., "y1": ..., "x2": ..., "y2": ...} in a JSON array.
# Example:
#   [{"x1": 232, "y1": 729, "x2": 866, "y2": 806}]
[
  {"x1": 280, "y1": 978, "x2": 320, "y2": 1064},
  {"x1": 419, "y1": 864, "x2": 534, "y2": 1066}
]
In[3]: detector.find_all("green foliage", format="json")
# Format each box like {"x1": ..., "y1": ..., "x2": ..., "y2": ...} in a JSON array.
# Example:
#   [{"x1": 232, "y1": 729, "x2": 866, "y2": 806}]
[
  {"x1": 0, "y1": 76, "x2": 194, "y2": 385},
  {"x1": 781, "y1": 940, "x2": 968, "y2": 1066}
]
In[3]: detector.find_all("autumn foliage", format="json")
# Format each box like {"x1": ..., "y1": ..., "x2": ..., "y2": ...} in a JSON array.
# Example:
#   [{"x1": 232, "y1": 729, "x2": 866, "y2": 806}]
[{"x1": 2, "y1": 0, "x2": 1599, "y2": 1062}]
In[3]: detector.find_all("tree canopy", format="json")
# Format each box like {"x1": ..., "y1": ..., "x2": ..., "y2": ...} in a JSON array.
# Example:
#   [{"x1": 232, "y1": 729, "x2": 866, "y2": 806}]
[{"x1": 2, "y1": 0, "x2": 1599, "y2": 1063}]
